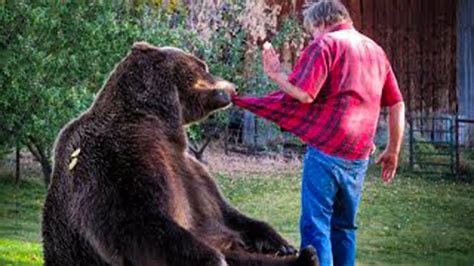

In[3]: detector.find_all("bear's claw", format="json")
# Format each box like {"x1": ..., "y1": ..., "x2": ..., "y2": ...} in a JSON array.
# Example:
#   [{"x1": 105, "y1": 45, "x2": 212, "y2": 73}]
[{"x1": 276, "y1": 244, "x2": 298, "y2": 256}]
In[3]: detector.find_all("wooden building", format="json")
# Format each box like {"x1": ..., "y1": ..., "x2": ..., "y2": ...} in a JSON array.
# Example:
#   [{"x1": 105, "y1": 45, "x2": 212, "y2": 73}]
[
  {"x1": 458, "y1": 0, "x2": 474, "y2": 145},
  {"x1": 271, "y1": 0, "x2": 473, "y2": 145}
]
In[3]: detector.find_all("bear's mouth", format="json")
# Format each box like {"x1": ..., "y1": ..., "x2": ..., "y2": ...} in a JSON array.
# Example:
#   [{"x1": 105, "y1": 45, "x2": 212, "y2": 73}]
[
  {"x1": 194, "y1": 78, "x2": 235, "y2": 111},
  {"x1": 212, "y1": 89, "x2": 232, "y2": 109}
]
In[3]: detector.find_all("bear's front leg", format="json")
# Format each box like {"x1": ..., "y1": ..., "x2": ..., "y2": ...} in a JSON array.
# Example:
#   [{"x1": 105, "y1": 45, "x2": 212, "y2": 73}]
[
  {"x1": 185, "y1": 156, "x2": 296, "y2": 256},
  {"x1": 223, "y1": 207, "x2": 297, "y2": 256},
  {"x1": 240, "y1": 219, "x2": 297, "y2": 256}
]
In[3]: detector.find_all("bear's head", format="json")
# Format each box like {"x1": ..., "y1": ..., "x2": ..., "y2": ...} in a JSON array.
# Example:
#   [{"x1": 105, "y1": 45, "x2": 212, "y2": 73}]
[{"x1": 103, "y1": 42, "x2": 236, "y2": 125}]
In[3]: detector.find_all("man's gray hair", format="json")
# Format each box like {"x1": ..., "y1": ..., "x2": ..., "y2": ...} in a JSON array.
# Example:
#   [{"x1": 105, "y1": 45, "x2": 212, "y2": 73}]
[{"x1": 303, "y1": 0, "x2": 352, "y2": 30}]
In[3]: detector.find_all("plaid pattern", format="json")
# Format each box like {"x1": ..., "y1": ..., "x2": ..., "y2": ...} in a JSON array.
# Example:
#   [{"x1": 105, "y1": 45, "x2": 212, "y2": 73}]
[{"x1": 232, "y1": 23, "x2": 403, "y2": 160}]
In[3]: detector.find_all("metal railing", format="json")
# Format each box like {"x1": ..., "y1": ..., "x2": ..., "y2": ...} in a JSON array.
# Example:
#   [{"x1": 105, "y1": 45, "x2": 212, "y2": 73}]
[
  {"x1": 408, "y1": 114, "x2": 474, "y2": 179},
  {"x1": 455, "y1": 117, "x2": 474, "y2": 179},
  {"x1": 408, "y1": 114, "x2": 456, "y2": 176}
]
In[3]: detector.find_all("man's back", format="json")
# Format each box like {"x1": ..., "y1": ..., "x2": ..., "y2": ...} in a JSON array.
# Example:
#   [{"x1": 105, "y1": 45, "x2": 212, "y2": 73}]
[{"x1": 288, "y1": 23, "x2": 402, "y2": 160}]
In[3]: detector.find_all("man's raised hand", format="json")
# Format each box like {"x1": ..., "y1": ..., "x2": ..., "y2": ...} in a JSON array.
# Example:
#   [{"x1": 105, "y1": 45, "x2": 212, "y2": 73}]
[{"x1": 262, "y1": 42, "x2": 282, "y2": 79}]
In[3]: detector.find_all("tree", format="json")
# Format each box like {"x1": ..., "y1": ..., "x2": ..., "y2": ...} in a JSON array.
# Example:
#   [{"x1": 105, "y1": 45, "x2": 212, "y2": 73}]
[
  {"x1": 0, "y1": 0, "x2": 305, "y2": 184},
  {"x1": 0, "y1": 1, "x2": 211, "y2": 184},
  {"x1": 1, "y1": 1, "x2": 140, "y2": 184}
]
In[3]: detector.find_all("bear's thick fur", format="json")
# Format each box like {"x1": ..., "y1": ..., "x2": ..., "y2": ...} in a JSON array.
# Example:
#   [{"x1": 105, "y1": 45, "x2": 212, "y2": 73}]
[{"x1": 42, "y1": 42, "x2": 317, "y2": 266}]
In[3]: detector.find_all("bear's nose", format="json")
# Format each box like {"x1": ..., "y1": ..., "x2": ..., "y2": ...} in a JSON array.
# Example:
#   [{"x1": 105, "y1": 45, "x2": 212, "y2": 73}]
[
  {"x1": 217, "y1": 89, "x2": 231, "y2": 100},
  {"x1": 213, "y1": 89, "x2": 232, "y2": 107}
]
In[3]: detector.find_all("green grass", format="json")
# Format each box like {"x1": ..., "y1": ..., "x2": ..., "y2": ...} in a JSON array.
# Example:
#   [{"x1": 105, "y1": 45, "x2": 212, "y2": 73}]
[
  {"x1": 0, "y1": 176, "x2": 45, "y2": 266},
  {"x1": 1, "y1": 167, "x2": 474, "y2": 265},
  {"x1": 216, "y1": 168, "x2": 474, "y2": 265}
]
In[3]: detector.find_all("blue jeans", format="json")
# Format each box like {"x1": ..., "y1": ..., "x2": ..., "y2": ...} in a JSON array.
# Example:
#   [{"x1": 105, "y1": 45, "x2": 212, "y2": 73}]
[{"x1": 300, "y1": 147, "x2": 368, "y2": 266}]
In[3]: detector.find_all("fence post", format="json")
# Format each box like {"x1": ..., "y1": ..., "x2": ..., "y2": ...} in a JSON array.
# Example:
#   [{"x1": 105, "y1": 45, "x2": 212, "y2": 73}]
[
  {"x1": 455, "y1": 115, "x2": 460, "y2": 179},
  {"x1": 449, "y1": 116, "x2": 455, "y2": 177}
]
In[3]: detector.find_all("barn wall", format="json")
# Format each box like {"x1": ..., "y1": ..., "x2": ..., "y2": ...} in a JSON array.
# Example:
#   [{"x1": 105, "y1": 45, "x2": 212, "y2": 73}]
[
  {"x1": 458, "y1": 0, "x2": 474, "y2": 145},
  {"x1": 340, "y1": 0, "x2": 458, "y2": 114},
  {"x1": 269, "y1": 0, "x2": 459, "y2": 114}
]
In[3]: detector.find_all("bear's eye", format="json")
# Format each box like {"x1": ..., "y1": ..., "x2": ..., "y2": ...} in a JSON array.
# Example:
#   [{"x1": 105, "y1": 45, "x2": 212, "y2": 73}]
[{"x1": 186, "y1": 75, "x2": 195, "y2": 83}]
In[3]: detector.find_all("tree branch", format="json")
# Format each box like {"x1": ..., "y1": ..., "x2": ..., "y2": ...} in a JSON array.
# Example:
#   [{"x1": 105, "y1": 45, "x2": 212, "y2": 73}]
[{"x1": 25, "y1": 142, "x2": 41, "y2": 163}]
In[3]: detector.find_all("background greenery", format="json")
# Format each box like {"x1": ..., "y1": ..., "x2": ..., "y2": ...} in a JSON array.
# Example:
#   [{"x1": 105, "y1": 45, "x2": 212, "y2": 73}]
[{"x1": 1, "y1": 1, "x2": 303, "y2": 184}]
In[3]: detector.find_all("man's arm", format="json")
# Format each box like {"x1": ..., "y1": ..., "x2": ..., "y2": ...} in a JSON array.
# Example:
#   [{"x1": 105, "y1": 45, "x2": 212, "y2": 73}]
[
  {"x1": 262, "y1": 48, "x2": 314, "y2": 104},
  {"x1": 268, "y1": 71, "x2": 314, "y2": 104},
  {"x1": 376, "y1": 101, "x2": 405, "y2": 183}
]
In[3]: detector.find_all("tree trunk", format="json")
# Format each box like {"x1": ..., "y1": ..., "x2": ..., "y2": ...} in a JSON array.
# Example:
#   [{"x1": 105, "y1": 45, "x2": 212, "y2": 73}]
[
  {"x1": 15, "y1": 146, "x2": 20, "y2": 185},
  {"x1": 188, "y1": 137, "x2": 212, "y2": 163},
  {"x1": 26, "y1": 141, "x2": 52, "y2": 186},
  {"x1": 40, "y1": 159, "x2": 52, "y2": 185}
]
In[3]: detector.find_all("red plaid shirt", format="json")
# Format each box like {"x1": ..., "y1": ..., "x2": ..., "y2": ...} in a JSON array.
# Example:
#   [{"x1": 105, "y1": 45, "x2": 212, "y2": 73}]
[{"x1": 232, "y1": 23, "x2": 403, "y2": 160}]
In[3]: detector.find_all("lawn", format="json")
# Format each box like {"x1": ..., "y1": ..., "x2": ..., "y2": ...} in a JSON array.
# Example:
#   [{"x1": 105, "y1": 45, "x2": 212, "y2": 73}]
[
  {"x1": 0, "y1": 175, "x2": 45, "y2": 266},
  {"x1": 0, "y1": 166, "x2": 473, "y2": 265}
]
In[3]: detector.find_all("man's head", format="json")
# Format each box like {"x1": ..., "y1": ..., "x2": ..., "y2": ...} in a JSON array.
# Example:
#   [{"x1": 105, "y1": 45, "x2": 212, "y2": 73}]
[{"x1": 303, "y1": 0, "x2": 352, "y2": 37}]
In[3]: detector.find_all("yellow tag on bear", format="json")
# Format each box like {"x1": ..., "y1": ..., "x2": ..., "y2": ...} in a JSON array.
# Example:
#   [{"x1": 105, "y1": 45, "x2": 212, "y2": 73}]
[
  {"x1": 71, "y1": 148, "x2": 81, "y2": 158},
  {"x1": 69, "y1": 157, "x2": 78, "y2": 171},
  {"x1": 69, "y1": 148, "x2": 81, "y2": 171}
]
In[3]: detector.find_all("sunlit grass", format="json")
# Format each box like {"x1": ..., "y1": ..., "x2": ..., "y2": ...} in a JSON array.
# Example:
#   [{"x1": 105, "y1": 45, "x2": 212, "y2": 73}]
[{"x1": 0, "y1": 239, "x2": 42, "y2": 266}]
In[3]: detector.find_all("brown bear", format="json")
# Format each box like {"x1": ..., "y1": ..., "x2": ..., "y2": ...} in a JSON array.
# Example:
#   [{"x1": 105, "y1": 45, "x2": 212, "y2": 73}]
[{"x1": 41, "y1": 42, "x2": 317, "y2": 266}]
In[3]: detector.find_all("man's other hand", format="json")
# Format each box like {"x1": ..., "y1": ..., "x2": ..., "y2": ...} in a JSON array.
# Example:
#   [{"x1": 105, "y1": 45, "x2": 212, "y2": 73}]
[
  {"x1": 375, "y1": 149, "x2": 398, "y2": 183},
  {"x1": 377, "y1": 102, "x2": 405, "y2": 183}
]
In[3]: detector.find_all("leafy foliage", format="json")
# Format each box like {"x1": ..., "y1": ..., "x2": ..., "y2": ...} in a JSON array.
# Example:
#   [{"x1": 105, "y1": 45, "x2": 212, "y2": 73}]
[
  {"x1": 1, "y1": 1, "x2": 306, "y2": 182},
  {"x1": 0, "y1": 1, "x2": 201, "y2": 182}
]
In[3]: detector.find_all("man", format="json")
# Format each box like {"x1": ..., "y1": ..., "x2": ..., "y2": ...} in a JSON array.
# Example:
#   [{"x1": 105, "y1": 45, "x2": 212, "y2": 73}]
[{"x1": 232, "y1": 0, "x2": 405, "y2": 265}]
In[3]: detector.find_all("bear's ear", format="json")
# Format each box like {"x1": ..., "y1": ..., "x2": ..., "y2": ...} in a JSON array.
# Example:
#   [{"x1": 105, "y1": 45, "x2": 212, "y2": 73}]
[{"x1": 132, "y1": 41, "x2": 157, "y2": 52}]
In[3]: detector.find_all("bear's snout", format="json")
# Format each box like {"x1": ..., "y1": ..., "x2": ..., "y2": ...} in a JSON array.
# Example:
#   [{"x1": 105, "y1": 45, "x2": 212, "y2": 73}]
[
  {"x1": 212, "y1": 89, "x2": 232, "y2": 108},
  {"x1": 213, "y1": 79, "x2": 236, "y2": 96}
]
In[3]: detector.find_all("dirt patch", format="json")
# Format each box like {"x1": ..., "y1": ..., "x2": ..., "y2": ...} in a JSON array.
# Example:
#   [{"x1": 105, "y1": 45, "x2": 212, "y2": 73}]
[
  {"x1": 1, "y1": 146, "x2": 304, "y2": 180},
  {"x1": 205, "y1": 146, "x2": 303, "y2": 178}
]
